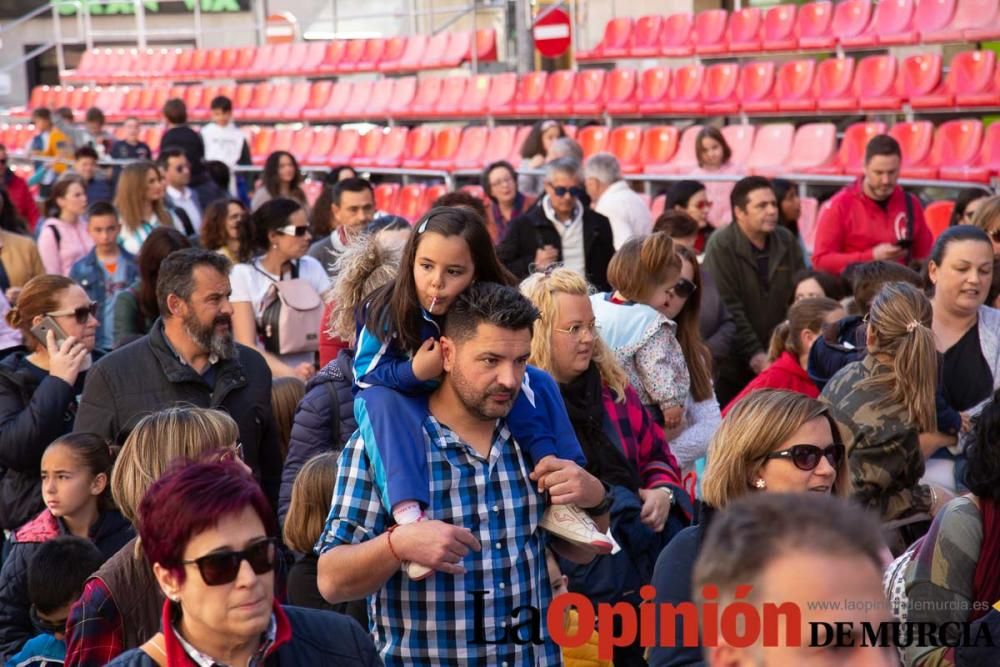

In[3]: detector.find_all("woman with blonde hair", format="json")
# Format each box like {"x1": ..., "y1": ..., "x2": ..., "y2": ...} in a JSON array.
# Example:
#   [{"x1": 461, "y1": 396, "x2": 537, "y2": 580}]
[
  {"x1": 64, "y1": 406, "x2": 246, "y2": 667},
  {"x1": 113, "y1": 161, "x2": 178, "y2": 255},
  {"x1": 522, "y1": 266, "x2": 691, "y2": 666},
  {"x1": 650, "y1": 389, "x2": 846, "y2": 667},
  {"x1": 970, "y1": 194, "x2": 1000, "y2": 258},
  {"x1": 821, "y1": 281, "x2": 954, "y2": 555}
]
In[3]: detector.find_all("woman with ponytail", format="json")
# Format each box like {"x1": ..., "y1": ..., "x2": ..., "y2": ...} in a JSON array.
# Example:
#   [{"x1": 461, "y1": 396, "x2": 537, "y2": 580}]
[
  {"x1": 723, "y1": 296, "x2": 844, "y2": 416},
  {"x1": 821, "y1": 281, "x2": 954, "y2": 554}
]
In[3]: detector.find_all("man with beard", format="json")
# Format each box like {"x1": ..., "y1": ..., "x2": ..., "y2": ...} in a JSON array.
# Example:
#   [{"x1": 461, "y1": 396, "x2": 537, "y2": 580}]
[
  {"x1": 317, "y1": 282, "x2": 609, "y2": 667},
  {"x1": 74, "y1": 247, "x2": 282, "y2": 506}
]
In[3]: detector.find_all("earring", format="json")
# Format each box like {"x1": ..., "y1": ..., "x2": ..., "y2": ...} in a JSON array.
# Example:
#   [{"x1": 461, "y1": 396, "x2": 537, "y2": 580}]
[
  {"x1": 271, "y1": 244, "x2": 278, "y2": 249},
  {"x1": 754, "y1": 479, "x2": 767, "y2": 489}
]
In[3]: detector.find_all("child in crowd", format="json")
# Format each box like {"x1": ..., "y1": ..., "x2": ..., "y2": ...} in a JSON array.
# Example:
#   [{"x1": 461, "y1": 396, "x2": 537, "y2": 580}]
[
  {"x1": 36, "y1": 176, "x2": 93, "y2": 277},
  {"x1": 80, "y1": 108, "x2": 113, "y2": 158},
  {"x1": 108, "y1": 117, "x2": 151, "y2": 183},
  {"x1": 692, "y1": 126, "x2": 740, "y2": 229},
  {"x1": 69, "y1": 202, "x2": 138, "y2": 351},
  {"x1": 3, "y1": 537, "x2": 103, "y2": 667},
  {"x1": 28, "y1": 109, "x2": 72, "y2": 196},
  {"x1": 201, "y1": 95, "x2": 252, "y2": 199},
  {"x1": 0, "y1": 434, "x2": 133, "y2": 660},
  {"x1": 545, "y1": 549, "x2": 610, "y2": 667},
  {"x1": 355, "y1": 206, "x2": 608, "y2": 579},
  {"x1": 270, "y1": 376, "x2": 305, "y2": 462}
]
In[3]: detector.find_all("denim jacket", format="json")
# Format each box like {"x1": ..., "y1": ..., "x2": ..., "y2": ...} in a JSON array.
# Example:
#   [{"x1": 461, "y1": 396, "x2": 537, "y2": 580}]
[{"x1": 69, "y1": 246, "x2": 137, "y2": 351}]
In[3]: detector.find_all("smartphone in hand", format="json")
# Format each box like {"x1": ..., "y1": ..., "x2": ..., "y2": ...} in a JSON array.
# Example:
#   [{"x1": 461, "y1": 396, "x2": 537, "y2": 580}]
[{"x1": 30, "y1": 316, "x2": 69, "y2": 349}]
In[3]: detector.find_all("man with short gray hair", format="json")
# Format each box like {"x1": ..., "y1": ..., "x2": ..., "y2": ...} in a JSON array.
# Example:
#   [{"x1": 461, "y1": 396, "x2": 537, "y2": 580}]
[
  {"x1": 498, "y1": 157, "x2": 614, "y2": 290},
  {"x1": 584, "y1": 152, "x2": 653, "y2": 249}
]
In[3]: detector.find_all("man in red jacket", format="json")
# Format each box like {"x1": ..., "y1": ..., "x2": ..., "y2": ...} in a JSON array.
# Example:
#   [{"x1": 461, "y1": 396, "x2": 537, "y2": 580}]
[
  {"x1": 0, "y1": 145, "x2": 38, "y2": 230},
  {"x1": 812, "y1": 134, "x2": 932, "y2": 276}
]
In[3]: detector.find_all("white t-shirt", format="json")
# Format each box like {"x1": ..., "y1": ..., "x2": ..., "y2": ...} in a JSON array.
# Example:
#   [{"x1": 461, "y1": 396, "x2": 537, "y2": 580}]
[{"x1": 229, "y1": 255, "x2": 330, "y2": 368}]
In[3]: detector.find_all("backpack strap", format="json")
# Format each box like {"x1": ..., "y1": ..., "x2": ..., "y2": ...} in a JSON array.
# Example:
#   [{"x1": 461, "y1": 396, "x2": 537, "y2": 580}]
[
  {"x1": 49, "y1": 223, "x2": 62, "y2": 249},
  {"x1": 904, "y1": 192, "x2": 915, "y2": 264},
  {"x1": 173, "y1": 207, "x2": 195, "y2": 237}
]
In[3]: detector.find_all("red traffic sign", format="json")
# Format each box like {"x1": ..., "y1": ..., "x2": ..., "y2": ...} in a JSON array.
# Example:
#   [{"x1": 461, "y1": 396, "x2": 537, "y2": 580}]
[{"x1": 533, "y1": 8, "x2": 572, "y2": 58}]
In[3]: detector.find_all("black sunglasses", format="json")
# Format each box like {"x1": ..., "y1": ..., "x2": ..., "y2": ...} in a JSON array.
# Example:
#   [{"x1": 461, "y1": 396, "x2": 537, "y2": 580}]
[
  {"x1": 182, "y1": 537, "x2": 277, "y2": 586},
  {"x1": 550, "y1": 185, "x2": 584, "y2": 199},
  {"x1": 46, "y1": 302, "x2": 98, "y2": 325},
  {"x1": 30, "y1": 605, "x2": 67, "y2": 635},
  {"x1": 763, "y1": 443, "x2": 845, "y2": 471},
  {"x1": 669, "y1": 278, "x2": 698, "y2": 299}
]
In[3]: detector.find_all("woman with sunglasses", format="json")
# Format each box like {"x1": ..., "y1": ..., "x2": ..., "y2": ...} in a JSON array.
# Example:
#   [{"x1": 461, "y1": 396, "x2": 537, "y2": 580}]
[
  {"x1": 649, "y1": 389, "x2": 847, "y2": 667},
  {"x1": 65, "y1": 407, "x2": 248, "y2": 667},
  {"x1": 230, "y1": 198, "x2": 329, "y2": 381},
  {"x1": 664, "y1": 180, "x2": 712, "y2": 253},
  {"x1": 821, "y1": 281, "x2": 955, "y2": 556},
  {"x1": 0, "y1": 274, "x2": 99, "y2": 533},
  {"x1": 970, "y1": 195, "x2": 1000, "y2": 258},
  {"x1": 105, "y1": 460, "x2": 378, "y2": 667},
  {"x1": 724, "y1": 296, "x2": 843, "y2": 416}
]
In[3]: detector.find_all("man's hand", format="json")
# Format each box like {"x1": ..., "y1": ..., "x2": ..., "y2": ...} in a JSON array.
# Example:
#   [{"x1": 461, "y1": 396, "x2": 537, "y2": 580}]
[
  {"x1": 873, "y1": 243, "x2": 905, "y2": 261},
  {"x1": 749, "y1": 352, "x2": 769, "y2": 375},
  {"x1": 529, "y1": 456, "x2": 606, "y2": 508},
  {"x1": 638, "y1": 488, "x2": 672, "y2": 533},
  {"x1": 393, "y1": 520, "x2": 482, "y2": 575}
]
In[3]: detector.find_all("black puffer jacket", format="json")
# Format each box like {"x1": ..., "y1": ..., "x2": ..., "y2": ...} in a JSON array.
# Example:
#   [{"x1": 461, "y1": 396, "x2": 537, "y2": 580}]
[
  {"x1": 0, "y1": 509, "x2": 134, "y2": 661},
  {"x1": 0, "y1": 350, "x2": 95, "y2": 531},
  {"x1": 278, "y1": 350, "x2": 356, "y2": 526}
]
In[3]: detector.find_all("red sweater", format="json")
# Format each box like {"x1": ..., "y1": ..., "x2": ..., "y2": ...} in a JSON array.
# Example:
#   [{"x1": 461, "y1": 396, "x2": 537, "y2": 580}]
[
  {"x1": 812, "y1": 178, "x2": 932, "y2": 276},
  {"x1": 722, "y1": 351, "x2": 820, "y2": 416},
  {"x1": 3, "y1": 171, "x2": 38, "y2": 230}
]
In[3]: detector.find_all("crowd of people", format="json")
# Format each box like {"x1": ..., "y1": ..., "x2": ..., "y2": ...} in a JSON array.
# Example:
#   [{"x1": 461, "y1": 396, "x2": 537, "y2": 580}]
[{"x1": 0, "y1": 95, "x2": 997, "y2": 667}]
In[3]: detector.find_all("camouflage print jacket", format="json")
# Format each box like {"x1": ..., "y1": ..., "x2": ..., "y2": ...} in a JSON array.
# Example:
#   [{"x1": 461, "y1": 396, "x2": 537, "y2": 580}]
[{"x1": 820, "y1": 355, "x2": 934, "y2": 525}]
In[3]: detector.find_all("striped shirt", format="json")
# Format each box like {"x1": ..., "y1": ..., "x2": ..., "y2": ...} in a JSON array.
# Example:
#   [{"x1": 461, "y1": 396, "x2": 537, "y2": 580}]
[{"x1": 316, "y1": 416, "x2": 562, "y2": 667}]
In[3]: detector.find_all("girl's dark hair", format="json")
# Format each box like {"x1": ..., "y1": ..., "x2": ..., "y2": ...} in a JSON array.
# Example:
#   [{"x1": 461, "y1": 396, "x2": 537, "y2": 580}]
[
  {"x1": 311, "y1": 182, "x2": 334, "y2": 237},
  {"x1": 364, "y1": 206, "x2": 515, "y2": 353},
  {"x1": 772, "y1": 178, "x2": 799, "y2": 236},
  {"x1": 519, "y1": 120, "x2": 564, "y2": 160},
  {"x1": 695, "y1": 126, "x2": 732, "y2": 168},
  {"x1": 250, "y1": 197, "x2": 303, "y2": 254},
  {"x1": 47, "y1": 432, "x2": 119, "y2": 511},
  {"x1": 653, "y1": 209, "x2": 700, "y2": 238},
  {"x1": 45, "y1": 176, "x2": 85, "y2": 219},
  {"x1": 949, "y1": 187, "x2": 991, "y2": 227},
  {"x1": 0, "y1": 186, "x2": 29, "y2": 235},
  {"x1": 673, "y1": 244, "x2": 715, "y2": 402},
  {"x1": 262, "y1": 151, "x2": 305, "y2": 201},
  {"x1": 137, "y1": 227, "x2": 192, "y2": 320},
  {"x1": 768, "y1": 296, "x2": 842, "y2": 362},
  {"x1": 481, "y1": 161, "x2": 518, "y2": 201},
  {"x1": 965, "y1": 389, "x2": 1000, "y2": 501},
  {"x1": 792, "y1": 269, "x2": 848, "y2": 302},
  {"x1": 664, "y1": 180, "x2": 706, "y2": 210},
  {"x1": 200, "y1": 198, "x2": 251, "y2": 262},
  {"x1": 204, "y1": 160, "x2": 231, "y2": 193},
  {"x1": 930, "y1": 224, "x2": 992, "y2": 266}
]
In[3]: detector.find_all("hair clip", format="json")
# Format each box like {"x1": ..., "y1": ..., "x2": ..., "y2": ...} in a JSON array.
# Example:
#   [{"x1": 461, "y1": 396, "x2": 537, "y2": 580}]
[
  {"x1": 906, "y1": 320, "x2": 921, "y2": 333},
  {"x1": 416, "y1": 219, "x2": 429, "y2": 234}
]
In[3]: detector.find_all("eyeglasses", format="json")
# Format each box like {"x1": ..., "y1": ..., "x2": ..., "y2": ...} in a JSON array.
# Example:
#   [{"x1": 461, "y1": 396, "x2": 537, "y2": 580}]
[
  {"x1": 762, "y1": 443, "x2": 845, "y2": 471},
  {"x1": 276, "y1": 224, "x2": 309, "y2": 237},
  {"x1": 694, "y1": 200, "x2": 712, "y2": 210},
  {"x1": 549, "y1": 185, "x2": 584, "y2": 199},
  {"x1": 489, "y1": 175, "x2": 515, "y2": 188},
  {"x1": 182, "y1": 537, "x2": 277, "y2": 586},
  {"x1": 668, "y1": 278, "x2": 698, "y2": 299},
  {"x1": 216, "y1": 441, "x2": 244, "y2": 463},
  {"x1": 553, "y1": 322, "x2": 600, "y2": 339},
  {"x1": 47, "y1": 302, "x2": 98, "y2": 324},
  {"x1": 30, "y1": 605, "x2": 67, "y2": 635}
]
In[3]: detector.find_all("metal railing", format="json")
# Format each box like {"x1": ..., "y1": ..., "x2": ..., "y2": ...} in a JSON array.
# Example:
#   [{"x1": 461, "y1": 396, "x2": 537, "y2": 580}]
[{"x1": 0, "y1": 1, "x2": 86, "y2": 75}]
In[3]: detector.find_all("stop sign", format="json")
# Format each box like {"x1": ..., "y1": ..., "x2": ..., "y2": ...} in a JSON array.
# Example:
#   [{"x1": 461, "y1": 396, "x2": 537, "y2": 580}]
[{"x1": 533, "y1": 8, "x2": 572, "y2": 58}]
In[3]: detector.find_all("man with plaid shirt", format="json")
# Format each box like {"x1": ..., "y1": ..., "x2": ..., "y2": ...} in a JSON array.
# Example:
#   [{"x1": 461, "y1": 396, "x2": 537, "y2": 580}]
[{"x1": 316, "y1": 283, "x2": 610, "y2": 666}]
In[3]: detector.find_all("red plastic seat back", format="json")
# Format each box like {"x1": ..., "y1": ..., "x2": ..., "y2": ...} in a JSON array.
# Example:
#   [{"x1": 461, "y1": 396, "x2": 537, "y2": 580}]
[
  {"x1": 397, "y1": 184, "x2": 428, "y2": 222},
  {"x1": 832, "y1": 0, "x2": 873, "y2": 39},
  {"x1": 270, "y1": 128, "x2": 294, "y2": 154},
  {"x1": 341, "y1": 40, "x2": 366, "y2": 70},
  {"x1": 305, "y1": 80, "x2": 334, "y2": 112},
  {"x1": 978, "y1": 122, "x2": 1000, "y2": 169},
  {"x1": 398, "y1": 35, "x2": 429, "y2": 70},
  {"x1": 306, "y1": 127, "x2": 337, "y2": 163},
  {"x1": 487, "y1": 73, "x2": 518, "y2": 114},
  {"x1": 739, "y1": 62, "x2": 776, "y2": 103},
  {"x1": 947, "y1": 0, "x2": 1000, "y2": 30},
  {"x1": 355, "y1": 128, "x2": 385, "y2": 163},
  {"x1": 403, "y1": 126, "x2": 436, "y2": 162},
  {"x1": 867, "y1": 0, "x2": 916, "y2": 35},
  {"x1": 639, "y1": 67, "x2": 672, "y2": 102},
  {"x1": 796, "y1": 1, "x2": 834, "y2": 40},
  {"x1": 413, "y1": 78, "x2": 444, "y2": 110},
  {"x1": 427, "y1": 127, "x2": 463, "y2": 162},
  {"x1": 367, "y1": 79, "x2": 395, "y2": 116},
  {"x1": 661, "y1": 13, "x2": 694, "y2": 51},
  {"x1": 763, "y1": 4, "x2": 798, "y2": 42},
  {"x1": 900, "y1": 53, "x2": 942, "y2": 98},
  {"x1": 775, "y1": 60, "x2": 816, "y2": 99},
  {"x1": 948, "y1": 50, "x2": 997, "y2": 96},
  {"x1": 573, "y1": 70, "x2": 606, "y2": 106},
  {"x1": 342, "y1": 80, "x2": 374, "y2": 116},
  {"x1": 440, "y1": 31, "x2": 472, "y2": 67},
  {"x1": 853, "y1": 55, "x2": 897, "y2": 97},
  {"x1": 380, "y1": 37, "x2": 407, "y2": 67},
  {"x1": 461, "y1": 74, "x2": 492, "y2": 114},
  {"x1": 374, "y1": 183, "x2": 400, "y2": 215},
  {"x1": 438, "y1": 76, "x2": 469, "y2": 114},
  {"x1": 605, "y1": 69, "x2": 637, "y2": 105},
  {"x1": 302, "y1": 42, "x2": 326, "y2": 73},
  {"x1": 693, "y1": 9, "x2": 729, "y2": 48},
  {"x1": 476, "y1": 29, "x2": 498, "y2": 61},
  {"x1": 482, "y1": 126, "x2": 520, "y2": 165},
  {"x1": 889, "y1": 121, "x2": 935, "y2": 167},
  {"x1": 931, "y1": 119, "x2": 983, "y2": 167},
  {"x1": 329, "y1": 129, "x2": 360, "y2": 162},
  {"x1": 702, "y1": 63, "x2": 740, "y2": 103},
  {"x1": 453, "y1": 126, "x2": 489, "y2": 165},
  {"x1": 748, "y1": 124, "x2": 795, "y2": 170},
  {"x1": 912, "y1": 0, "x2": 956, "y2": 33},
  {"x1": 813, "y1": 57, "x2": 856, "y2": 99},
  {"x1": 422, "y1": 31, "x2": 452, "y2": 69},
  {"x1": 728, "y1": 8, "x2": 762, "y2": 45},
  {"x1": 577, "y1": 126, "x2": 610, "y2": 158},
  {"x1": 633, "y1": 16, "x2": 664, "y2": 52},
  {"x1": 640, "y1": 126, "x2": 680, "y2": 165},
  {"x1": 517, "y1": 72, "x2": 549, "y2": 106},
  {"x1": 924, "y1": 200, "x2": 954, "y2": 239},
  {"x1": 788, "y1": 122, "x2": 837, "y2": 168},
  {"x1": 839, "y1": 122, "x2": 888, "y2": 171},
  {"x1": 672, "y1": 65, "x2": 704, "y2": 103},
  {"x1": 378, "y1": 127, "x2": 409, "y2": 166},
  {"x1": 289, "y1": 127, "x2": 314, "y2": 161},
  {"x1": 387, "y1": 78, "x2": 417, "y2": 116},
  {"x1": 322, "y1": 41, "x2": 346, "y2": 70},
  {"x1": 546, "y1": 70, "x2": 576, "y2": 106},
  {"x1": 324, "y1": 81, "x2": 353, "y2": 116},
  {"x1": 357, "y1": 39, "x2": 387, "y2": 70},
  {"x1": 598, "y1": 17, "x2": 634, "y2": 53},
  {"x1": 722, "y1": 125, "x2": 757, "y2": 167},
  {"x1": 607, "y1": 126, "x2": 643, "y2": 165}
]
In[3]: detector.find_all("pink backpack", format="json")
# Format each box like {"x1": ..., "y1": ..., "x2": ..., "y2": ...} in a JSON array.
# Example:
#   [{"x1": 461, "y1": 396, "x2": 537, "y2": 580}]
[{"x1": 254, "y1": 262, "x2": 323, "y2": 356}]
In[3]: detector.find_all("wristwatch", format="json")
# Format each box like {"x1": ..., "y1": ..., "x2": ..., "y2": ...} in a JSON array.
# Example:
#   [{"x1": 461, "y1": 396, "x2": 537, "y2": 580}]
[{"x1": 584, "y1": 483, "x2": 613, "y2": 517}]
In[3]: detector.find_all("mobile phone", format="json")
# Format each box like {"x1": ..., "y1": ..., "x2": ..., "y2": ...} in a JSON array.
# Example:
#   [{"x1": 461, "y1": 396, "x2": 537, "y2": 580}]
[
  {"x1": 30, "y1": 316, "x2": 69, "y2": 349},
  {"x1": 896, "y1": 238, "x2": 913, "y2": 249}
]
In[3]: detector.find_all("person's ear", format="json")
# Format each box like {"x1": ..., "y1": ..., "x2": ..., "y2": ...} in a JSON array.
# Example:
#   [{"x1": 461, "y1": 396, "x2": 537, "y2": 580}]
[
  {"x1": 90, "y1": 472, "x2": 108, "y2": 497},
  {"x1": 440, "y1": 336, "x2": 456, "y2": 372},
  {"x1": 166, "y1": 293, "x2": 188, "y2": 318},
  {"x1": 800, "y1": 328, "x2": 817, "y2": 351},
  {"x1": 927, "y1": 260, "x2": 939, "y2": 286},
  {"x1": 866, "y1": 323, "x2": 877, "y2": 349},
  {"x1": 153, "y1": 562, "x2": 183, "y2": 603},
  {"x1": 707, "y1": 642, "x2": 752, "y2": 667}
]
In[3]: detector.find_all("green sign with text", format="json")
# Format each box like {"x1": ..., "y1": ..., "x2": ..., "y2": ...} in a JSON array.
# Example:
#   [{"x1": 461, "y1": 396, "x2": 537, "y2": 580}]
[{"x1": 54, "y1": 0, "x2": 249, "y2": 15}]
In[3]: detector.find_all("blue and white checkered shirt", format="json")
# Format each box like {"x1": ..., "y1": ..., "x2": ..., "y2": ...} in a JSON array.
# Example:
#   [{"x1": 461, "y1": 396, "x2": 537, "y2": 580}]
[{"x1": 316, "y1": 416, "x2": 563, "y2": 667}]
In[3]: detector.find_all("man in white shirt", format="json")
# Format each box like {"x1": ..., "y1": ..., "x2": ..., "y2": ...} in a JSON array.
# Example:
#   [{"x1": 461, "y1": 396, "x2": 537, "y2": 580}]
[
  {"x1": 159, "y1": 147, "x2": 202, "y2": 235},
  {"x1": 201, "y1": 95, "x2": 252, "y2": 197},
  {"x1": 584, "y1": 152, "x2": 653, "y2": 250}
]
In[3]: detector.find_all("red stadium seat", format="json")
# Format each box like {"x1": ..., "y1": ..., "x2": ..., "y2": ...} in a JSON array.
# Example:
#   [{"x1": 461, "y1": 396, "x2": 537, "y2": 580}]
[
  {"x1": 306, "y1": 127, "x2": 337, "y2": 165},
  {"x1": 940, "y1": 121, "x2": 1000, "y2": 181},
  {"x1": 341, "y1": 80, "x2": 374, "y2": 120},
  {"x1": 439, "y1": 31, "x2": 471, "y2": 68},
  {"x1": 373, "y1": 127, "x2": 409, "y2": 168},
  {"x1": 832, "y1": 0, "x2": 873, "y2": 44},
  {"x1": 796, "y1": 1, "x2": 836, "y2": 49},
  {"x1": 426, "y1": 127, "x2": 465, "y2": 170},
  {"x1": 604, "y1": 69, "x2": 639, "y2": 116},
  {"x1": 807, "y1": 121, "x2": 887, "y2": 175},
  {"x1": 353, "y1": 38, "x2": 386, "y2": 73},
  {"x1": 328, "y1": 128, "x2": 361, "y2": 164},
  {"x1": 289, "y1": 127, "x2": 315, "y2": 163},
  {"x1": 436, "y1": 76, "x2": 469, "y2": 118},
  {"x1": 785, "y1": 123, "x2": 837, "y2": 171},
  {"x1": 300, "y1": 80, "x2": 332, "y2": 121},
  {"x1": 512, "y1": 71, "x2": 549, "y2": 116},
  {"x1": 912, "y1": 0, "x2": 957, "y2": 41},
  {"x1": 250, "y1": 82, "x2": 283, "y2": 120},
  {"x1": 378, "y1": 37, "x2": 407, "y2": 73},
  {"x1": 279, "y1": 83, "x2": 310, "y2": 121},
  {"x1": 250, "y1": 127, "x2": 274, "y2": 165},
  {"x1": 142, "y1": 126, "x2": 163, "y2": 153},
  {"x1": 475, "y1": 29, "x2": 498, "y2": 62},
  {"x1": 660, "y1": 13, "x2": 695, "y2": 57},
  {"x1": 571, "y1": 70, "x2": 607, "y2": 116},
  {"x1": 904, "y1": 119, "x2": 983, "y2": 179},
  {"x1": 898, "y1": 53, "x2": 942, "y2": 102},
  {"x1": 459, "y1": 74, "x2": 492, "y2": 116},
  {"x1": 397, "y1": 35, "x2": 429, "y2": 72},
  {"x1": 541, "y1": 70, "x2": 577, "y2": 116},
  {"x1": 352, "y1": 128, "x2": 385, "y2": 168},
  {"x1": 480, "y1": 126, "x2": 521, "y2": 166},
  {"x1": 577, "y1": 126, "x2": 610, "y2": 158},
  {"x1": 508, "y1": 126, "x2": 533, "y2": 165},
  {"x1": 738, "y1": 61, "x2": 777, "y2": 113},
  {"x1": 230, "y1": 83, "x2": 255, "y2": 120},
  {"x1": 911, "y1": 50, "x2": 996, "y2": 108},
  {"x1": 815, "y1": 57, "x2": 857, "y2": 111},
  {"x1": 648, "y1": 125, "x2": 702, "y2": 174},
  {"x1": 270, "y1": 128, "x2": 294, "y2": 155},
  {"x1": 374, "y1": 183, "x2": 400, "y2": 216},
  {"x1": 386, "y1": 77, "x2": 418, "y2": 118},
  {"x1": 421, "y1": 32, "x2": 452, "y2": 70},
  {"x1": 408, "y1": 77, "x2": 445, "y2": 118},
  {"x1": 461, "y1": 185, "x2": 486, "y2": 201},
  {"x1": 481, "y1": 72, "x2": 516, "y2": 117},
  {"x1": 924, "y1": 200, "x2": 954, "y2": 239},
  {"x1": 303, "y1": 81, "x2": 344, "y2": 120},
  {"x1": 578, "y1": 17, "x2": 633, "y2": 60},
  {"x1": 636, "y1": 67, "x2": 672, "y2": 115},
  {"x1": 702, "y1": 63, "x2": 741, "y2": 115},
  {"x1": 281, "y1": 43, "x2": 309, "y2": 76},
  {"x1": 855, "y1": 55, "x2": 901, "y2": 110},
  {"x1": 607, "y1": 126, "x2": 643, "y2": 173},
  {"x1": 397, "y1": 184, "x2": 428, "y2": 221},
  {"x1": 338, "y1": 40, "x2": 367, "y2": 73},
  {"x1": 400, "y1": 126, "x2": 436, "y2": 168},
  {"x1": 889, "y1": 121, "x2": 935, "y2": 177},
  {"x1": 669, "y1": 65, "x2": 705, "y2": 115},
  {"x1": 843, "y1": 0, "x2": 915, "y2": 46},
  {"x1": 722, "y1": 124, "x2": 756, "y2": 168},
  {"x1": 775, "y1": 60, "x2": 818, "y2": 112},
  {"x1": 628, "y1": 126, "x2": 679, "y2": 173},
  {"x1": 423, "y1": 184, "x2": 449, "y2": 213},
  {"x1": 747, "y1": 123, "x2": 795, "y2": 175},
  {"x1": 300, "y1": 42, "x2": 326, "y2": 76},
  {"x1": 762, "y1": 4, "x2": 799, "y2": 51},
  {"x1": 451, "y1": 126, "x2": 491, "y2": 170},
  {"x1": 630, "y1": 15, "x2": 664, "y2": 57},
  {"x1": 728, "y1": 8, "x2": 763, "y2": 52},
  {"x1": 693, "y1": 9, "x2": 729, "y2": 55},
  {"x1": 318, "y1": 41, "x2": 346, "y2": 76},
  {"x1": 964, "y1": 0, "x2": 1000, "y2": 39}
]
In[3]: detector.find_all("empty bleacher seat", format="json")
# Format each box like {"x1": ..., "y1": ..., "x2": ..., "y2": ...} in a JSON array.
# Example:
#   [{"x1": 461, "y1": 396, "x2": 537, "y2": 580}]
[
  {"x1": 386, "y1": 77, "x2": 418, "y2": 118},
  {"x1": 630, "y1": 126, "x2": 680, "y2": 173},
  {"x1": 451, "y1": 126, "x2": 491, "y2": 170},
  {"x1": 939, "y1": 121, "x2": 1000, "y2": 182},
  {"x1": 407, "y1": 77, "x2": 446, "y2": 118},
  {"x1": 701, "y1": 63, "x2": 741, "y2": 115},
  {"x1": 353, "y1": 128, "x2": 385, "y2": 168},
  {"x1": 607, "y1": 126, "x2": 643, "y2": 173},
  {"x1": 785, "y1": 123, "x2": 838, "y2": 171},
  {"x1": 328, "y1": 128, "x2": 361, "y2": 164},
  {"x1": 604, "y1": 69, "x2": 639, "y2": 115},
  {"x1": 577, "y1": 126, "x2": 610, "y2": 158},
  {"x1": 636, "y1": 67, "x2": 673, "y2": 115},
  {"x1": 815, "y1": 57, "x2": 857, "y2": 111},
  {"x1": 889, "y1": 120, "x2": 936, "y2": 176},
  {"x1": 341, "y1": 80, "x2": 374, "y2": 120},
  {"x1": 796, "y1": 1, "x2": 836, "y2": 49},
  {"x1": 421, "y1": 31, "x2": 453, "y2": 70},
  {"x1": 747, "y1": 123, "x2": 796, "y2": 175},
  {"x1": 436, "y1": 76, "x2": 469, "y2": 118},
  {"x1": 425, "y1": 127, "x2": 465, "y2": 170},
  {"x1": 487, "y1": 72, "x2": 518, "y2": 116},
  {"x1": 807, "y1": 121, "x2": 887, "y2": 175},
  {"x1": 374, "y1": 127, "x2": 410, "y2": 168},
  {"x1": 578, "y1": 17, "x2": 634, "y2": 60},
  {"x1": 902, "y1": 118, "x2": 984, "y2": 179},
  {"x1": 378, "y1": 37, "x2": 407, "y2": 73},
  {"x1": 739, "y1": 61, "x2": 777, "y2": 113},
  {"x1": 306, "y1": 127, "x2": 338, "y2": 164},
  {"x1": 722, "y1": 124, "x2": 757, "y2": 169},
  {"x1": 855, "y1": 55, "x2": 902, "y2": 110},
  {"x1": 647, "y1": 125, "x2": 703, "y2": 174},
  {"x1": 911, "y1": 50, "x2": 998, "y2": 108},
  {"x1": 660, "y1": 13, "x2": 695, "y2": 56},
  {"x1": 374, "y1": 183, "x2": 401, "y2": 215},
  {"x1": 763, "y1": 4, "x2": 799, "y2": 50},
  {"x1": 571, "y1": 70, "x2": 607, "y2": 116},
  {"x1": 727, "y1": 8, "x2": 763, "y2": 52},
  {"x1": 401, "y1": 126, "x2": 436, "y2": 168},
  {"x1": 630, "y1": 15, "x2": 665, "y2": 57},
  {"x1": 775, "y1": 60, "x2": 818, "y2": 112},
  {"x1": 669, "y1": 65, "x2": 705, "y2": 115},
  {"x1": 832, "y1": 0, "x2": 873, "y2": 44},
  {"x1": 512, "y1": 71, "x2": 548, "y2": 116},
  {"x1": 693, "y1": 9, "x2": 729, "y2": 54},
  {"x1": 397, "y1": 184, "x2": 429, "y2": 221},
  {"x1": 459, "y1": 74, "x2": 492, "y2": 116},
  {"x1": 542, "y1": 70, "x2": 577, "y2": 116}
]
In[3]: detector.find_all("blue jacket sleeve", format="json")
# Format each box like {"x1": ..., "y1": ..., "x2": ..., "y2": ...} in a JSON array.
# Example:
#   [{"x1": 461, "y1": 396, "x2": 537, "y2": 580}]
[
  {"x1": 0, "y1": 375, "x2": 76, "y2": 473},
  {"x1": 648, "y1": 526, "x2": 705, "y2": 667},
  {"x1": 279, "y1": 385, "x2": 335, "y2": 527},
  {"x1": 506, "y1": 366, "x2": 586, "y2": 467},
  {"x1": 352, "y1": 325, "x2": 423, "y2": 393},
  {"x1": 0, "y1": 545, "x2": 36, "y2": 662}
]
